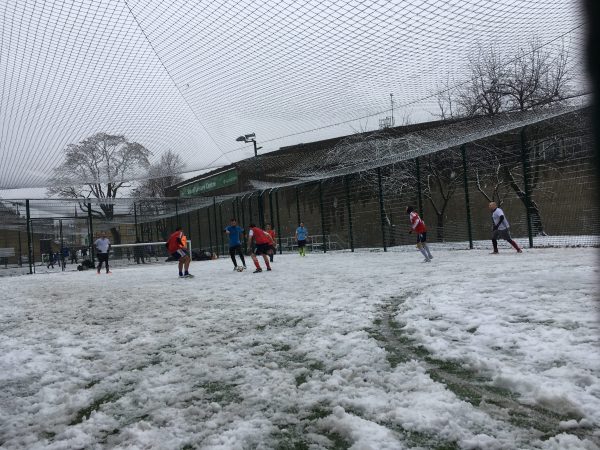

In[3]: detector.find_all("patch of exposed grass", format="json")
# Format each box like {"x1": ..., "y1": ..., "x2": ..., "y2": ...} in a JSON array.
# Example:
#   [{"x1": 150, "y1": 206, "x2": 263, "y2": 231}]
[
  {"x1": 84, "y1": 379, "x2": 100, "y2": 389},
  {"x1": 295, "y1": 372, "x2": 308, "y2": 387},
  {"x1": 368, "y1": 292, "x2": 593, "y2": 443},
  {"x1": 39, "y1": 431, "x2": 56, "y2": 440},
  {"x1": 196, "y1": 381, "x2": 242, "y2": 405},
  {"x1": 272, "y1": 406, "x2": 352, "y2": 450},
  {"x1": 70, "y1": 392, "x2": 122, "y2": 425},
  {"x1": 272, "y1": 343, "x2": 291, "y2": 352}
]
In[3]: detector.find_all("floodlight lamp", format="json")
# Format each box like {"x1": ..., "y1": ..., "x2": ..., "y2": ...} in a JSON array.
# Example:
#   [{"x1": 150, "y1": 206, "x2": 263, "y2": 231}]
[
  {"x1": 244, "y1": 133, "x2": 256, "y2": 139},
  {"x1": 236, "y1": 136, "x2": 246, "y2": 142}
]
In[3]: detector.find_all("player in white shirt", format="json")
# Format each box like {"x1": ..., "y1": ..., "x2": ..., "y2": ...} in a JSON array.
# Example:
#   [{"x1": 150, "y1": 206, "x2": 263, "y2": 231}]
[
  {"x1": 94, "y1": 232, "x2": 112, "y2": 274},
  {"x1": 489, "y1": 202, "x2": 522, "y2": 254}
]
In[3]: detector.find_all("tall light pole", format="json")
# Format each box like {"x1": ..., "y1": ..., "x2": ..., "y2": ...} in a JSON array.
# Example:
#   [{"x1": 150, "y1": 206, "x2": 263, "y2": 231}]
[{"x1": 236, "y1": 133, "x2": 264, "y2": 226}]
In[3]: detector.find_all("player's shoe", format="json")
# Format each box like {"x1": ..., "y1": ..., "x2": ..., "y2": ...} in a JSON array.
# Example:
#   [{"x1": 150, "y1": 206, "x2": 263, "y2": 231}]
[
  {"x1": 184, "y1": 273, "x2": 194, "y2": 278},
  {"x1": 422, "y1": 258, "x2": 431, "y2": 263},
  {"x1": 106, "y1": 271, "x2": 112, "y2": 274},
  {"x1": 266, "y1": 267, "x2": 272, "y2": 271},
  {"x1": 253, "y1": 268, "x2": 262, "y2": 273},
  {"x1": 233, "y1": 267, "x2": 238, "y2": 271},
  {"x1": 516, "y1": 249, "x2": 523, "y2": 253},
  {"x1": 490, "y1": 251, "x2": 499, "y2": 255}
]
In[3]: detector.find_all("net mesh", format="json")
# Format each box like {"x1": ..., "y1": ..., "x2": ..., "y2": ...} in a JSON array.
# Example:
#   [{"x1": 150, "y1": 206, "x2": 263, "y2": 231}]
[
  {"x1": 0, "y1": 1, "x2": 595, "y2": 275},
  {"x1": 0, "y1": 0, "x2": 587, "y2": 189}
]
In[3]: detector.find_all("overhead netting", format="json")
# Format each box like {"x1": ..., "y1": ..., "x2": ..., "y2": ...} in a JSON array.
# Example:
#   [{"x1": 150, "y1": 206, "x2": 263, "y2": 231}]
[{"x1": 0, "y1": 0, "x2": 587, "y2": 189}]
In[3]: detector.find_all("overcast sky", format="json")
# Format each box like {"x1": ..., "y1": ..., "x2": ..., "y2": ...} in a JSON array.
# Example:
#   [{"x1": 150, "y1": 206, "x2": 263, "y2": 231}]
[{"x1": 0, "y1": 0, "x2": 586, "y2": 197}]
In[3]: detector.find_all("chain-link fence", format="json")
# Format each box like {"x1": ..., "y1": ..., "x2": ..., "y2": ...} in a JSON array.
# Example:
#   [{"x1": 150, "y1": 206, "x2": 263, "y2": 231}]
[{"x1": 1, "y1": 114, "x2": 597, "y2": 276}]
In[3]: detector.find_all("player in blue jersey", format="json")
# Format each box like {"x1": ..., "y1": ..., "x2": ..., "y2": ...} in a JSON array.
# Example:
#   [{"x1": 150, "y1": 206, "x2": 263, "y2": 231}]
[
  {"x1": 225, "y1": 218, "x2": 246, "y2": 270},
  {"x1": 295, "y1": 222, "x2": 308, "y2": 256}
]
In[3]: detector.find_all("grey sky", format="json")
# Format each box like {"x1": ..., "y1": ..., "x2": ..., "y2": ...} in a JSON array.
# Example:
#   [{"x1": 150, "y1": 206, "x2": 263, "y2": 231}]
[{"x1": 0, "y1": 0, "x2": 586, "y2": 194}]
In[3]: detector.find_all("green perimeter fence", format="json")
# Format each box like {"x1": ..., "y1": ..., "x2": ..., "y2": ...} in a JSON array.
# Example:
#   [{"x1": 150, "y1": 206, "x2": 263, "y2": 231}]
[{"x1": 1, "y1": 118, "x2": 598, "y2": 276}]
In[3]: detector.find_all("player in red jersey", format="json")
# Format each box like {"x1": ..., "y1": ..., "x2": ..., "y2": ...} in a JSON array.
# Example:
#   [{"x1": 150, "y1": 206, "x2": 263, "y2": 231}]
[
  {"x1": 247, "y1": 223, "x2": 275, "y2": 273},
  {"x1": 166, "y1": 227, "x2": 193, "y2": 278},
  {"x1": 406, "y1": 206, "x2": 433, "y2": 262}
]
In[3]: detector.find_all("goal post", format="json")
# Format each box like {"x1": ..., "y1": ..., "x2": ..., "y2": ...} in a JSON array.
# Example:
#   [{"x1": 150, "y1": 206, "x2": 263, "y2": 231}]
[
  {"x1": 109, "y1": 240, "x2": 193, "y2": 265},
  {"x1": 110, "y1": 240, "x2": 193, "y2": 254}
]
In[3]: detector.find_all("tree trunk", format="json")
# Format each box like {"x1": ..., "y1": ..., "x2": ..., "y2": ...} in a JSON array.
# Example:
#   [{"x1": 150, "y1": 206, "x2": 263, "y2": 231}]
[
  {"x1": 110, "y1": 227, "x2": 122, "y2": 259},
  {"x1": 528, "y1": 200, "x2": 546, "y2": 236},
  {"x1": 436, "y1": 213, "x2": 444, "y2": 241},
  {"x1": 504, "y1": 167, "x2": 546, "y2": 236}
]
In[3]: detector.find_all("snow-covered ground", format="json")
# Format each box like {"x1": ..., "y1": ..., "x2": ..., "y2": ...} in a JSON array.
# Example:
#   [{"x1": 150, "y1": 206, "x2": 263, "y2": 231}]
[{"x1": 0, "y1": 248, "x2": 598, "y2": 449}]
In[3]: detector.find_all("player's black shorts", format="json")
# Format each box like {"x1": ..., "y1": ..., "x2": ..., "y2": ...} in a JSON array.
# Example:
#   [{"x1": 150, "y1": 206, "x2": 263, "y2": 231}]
[
  {"x1": 229, "y1": 244, "x2": 242, "y2": 254},
  {"x1": 254, "y1": 243, "x2": 271, "y2": 255},
  {"x1": 97, "y1": 253, "x2": 109, "y2": 263},
  {"x1": 297, "y1": 239, "x2": 306, "y2": 248},
  {"x1": 171, "y1": 248, "x2": 188, "y2": 261},
  {"x1": 416, "y1": 232, "x2": 427, "y2": 243},
  {"x1": 492, "y1": 229, "x2": 512, "y2": 241}
]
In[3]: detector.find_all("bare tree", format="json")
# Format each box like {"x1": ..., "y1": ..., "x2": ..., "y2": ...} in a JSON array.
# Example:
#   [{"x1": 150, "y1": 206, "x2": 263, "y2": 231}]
[
  {"x1": 457, "y1": 46, "x2": 507, "y2": 117},
  {"x1": 503, "y1": 40, "x2": 572, "y2": 111},
  {"x1": 418, "y1": 150, "x2": 464, "y2": 240},
  {"x1": 323, "y1": 130, "x2": 466, "y2": 241},
  {"x1": 435, "y1": 77, "x2": 457, "y2": 120},
  {"x1": 469, "y1": 112, "x2": 586, "y2": 237},
  {"x1": 132, "y1": 150, "x2": 185, "y2": 239},
  {"x1": 436, "y1": 40, "x2": 572, "y2": 118},
  {"x1": 47, "y1": 132, "x2": 151, "y2": 243},
  {"x1": 434, "y1": 39, "x2": 573, "y2": 236},
  {"x1": 133, "y1": 150, "x2": 185, "y2": 199}
]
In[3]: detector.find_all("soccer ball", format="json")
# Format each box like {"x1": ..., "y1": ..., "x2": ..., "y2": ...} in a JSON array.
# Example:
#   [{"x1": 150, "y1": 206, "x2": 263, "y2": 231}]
[{"x1": 236, "y1": 266, "x2": 245, "y2": 272}]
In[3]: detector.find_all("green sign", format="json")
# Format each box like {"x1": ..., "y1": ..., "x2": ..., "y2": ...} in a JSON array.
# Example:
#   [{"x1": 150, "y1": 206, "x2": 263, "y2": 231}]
[{"x1": 180, "y1": 169, "x2": 238, "y2": 197}]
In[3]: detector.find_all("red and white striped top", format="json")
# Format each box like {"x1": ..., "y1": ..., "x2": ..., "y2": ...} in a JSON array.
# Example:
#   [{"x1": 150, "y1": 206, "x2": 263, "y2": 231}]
[{"x1": 409, "y1": 211, "x2": 427, "y2": 233}]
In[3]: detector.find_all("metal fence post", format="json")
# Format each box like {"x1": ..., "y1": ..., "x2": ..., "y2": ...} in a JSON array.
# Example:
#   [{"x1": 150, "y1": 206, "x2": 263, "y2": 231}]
[
  {"x1": 213, "y1": 197, "x2": 219, "y2": 256},
  {"x1": 18, "y1": 230, "x2": 23, "y2": 267},
  {"x1": 521, "y1": 126, "x2": 534, "y2": 248},
  {"x1": 377, "y1": 167, "x2": 387, "y2": 252},
  {"x1": 87, "y1": 203, "x2": 94, "y2": 261},
  {"x1": 134, "y1": 202, "x2": 139, "y2": 241},
  {"x1": 461, "y1": 144, "x2": 474, "y2": 249},
  {"x1": 258, "y1": 190, "x2": 265, "y2": 228},
  {"x1": 241, "y1": 195, "x2": 248, "y2": 249},
  {"x1": 275, "y1": 189, "x2": 282, "y2": 254},
  {"x1": 269, "y1": 189, "x2": 275, "y2": 227},
  {"x1": 344, "y1": 175, "x2": 354, "y2": 252},
  {"x1": 196, "y1": 209, "x2": 202, "y2": 249},
  {"x1": 187, "y1": 212, "x2": 192, "y2": 244},
  {"x1": 415, "y1": 157, "x2": 423, "y2": 219},
  {"x1": 319, "y1": 181, "x2": 327, "y2": 253},
  {"x1": 59, "y1": 219, "x2": 65, "y2": 271},
  {"x1": 218, "y1": 201, "x2": 224, "y2": 255},
  {"x1": 248, "y1": 193, "x2": 254, "y2": 226},
  {"x1": 295, "y1": 186, "x2": 301, "y2": 224},
  {"x1": 26, "y1": 200, "x2": 33, "y2": 274},
  {"x1": 207, "y1": 205, "x2": 213, "y2": 254},
  {"x1": 175, "y1": 199, "x2": 179, "y2": 227}
]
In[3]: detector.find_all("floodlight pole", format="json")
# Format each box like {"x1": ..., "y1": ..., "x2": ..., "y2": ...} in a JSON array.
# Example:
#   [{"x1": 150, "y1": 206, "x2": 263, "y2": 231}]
[{"x1": 236, "y1": 133, "x2": 264, "y2": 227}]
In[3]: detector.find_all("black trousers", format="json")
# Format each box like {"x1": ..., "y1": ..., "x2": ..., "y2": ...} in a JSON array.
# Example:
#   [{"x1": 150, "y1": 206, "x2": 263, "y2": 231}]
[
  {"x1": 229, "y1": 245, "x2": 246, "y2": 267},
  {"x1": 97, "y1": 253, "x2": 109, "y2": 272}
]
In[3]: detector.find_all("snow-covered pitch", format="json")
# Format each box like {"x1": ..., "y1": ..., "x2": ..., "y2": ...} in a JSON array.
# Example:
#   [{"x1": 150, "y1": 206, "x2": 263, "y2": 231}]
[{"x1": 1, "y1": 248, "x2": 598, "y2": 449}]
